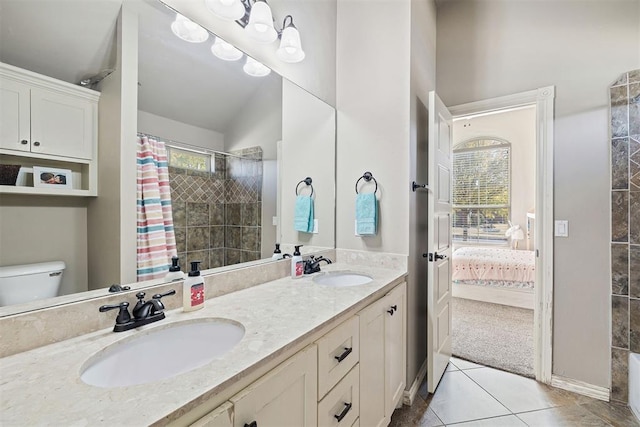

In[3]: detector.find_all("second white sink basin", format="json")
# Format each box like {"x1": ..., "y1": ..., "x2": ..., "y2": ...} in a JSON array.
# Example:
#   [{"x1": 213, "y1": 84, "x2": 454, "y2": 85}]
[
  {"x1": 313, "y1": 271, "x2": 373, "y2": 287},
  {"x1": 80, "y1": 319, "x2": 245, "y2": 388}
]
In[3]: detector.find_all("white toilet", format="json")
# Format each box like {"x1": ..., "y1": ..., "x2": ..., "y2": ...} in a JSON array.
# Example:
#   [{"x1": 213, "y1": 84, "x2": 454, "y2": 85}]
[{"x1": 0, "y1": 261, "x2": 65, "y2": 306}]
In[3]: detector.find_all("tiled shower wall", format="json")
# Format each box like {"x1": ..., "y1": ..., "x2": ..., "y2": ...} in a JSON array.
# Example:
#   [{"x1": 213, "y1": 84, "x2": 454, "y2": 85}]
[
  {"x1": 170, "y1": 148, "x2": 263, "y2": 271},
  {"x1": 610, "y1": 69, "x2": 640, "y2": 404}
]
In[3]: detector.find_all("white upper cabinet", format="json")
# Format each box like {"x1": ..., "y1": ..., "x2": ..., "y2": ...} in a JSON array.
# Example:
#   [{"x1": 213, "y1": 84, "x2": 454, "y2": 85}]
[
  {"x1": 0, "y1": 78, "x2": 30, "y2": 152},
  {"x1": 0, "y1": 62, "x2": 98, "y2": 160}
]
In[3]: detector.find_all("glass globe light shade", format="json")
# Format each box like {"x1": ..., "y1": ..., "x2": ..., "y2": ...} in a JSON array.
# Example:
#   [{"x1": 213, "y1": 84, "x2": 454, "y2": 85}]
[
  {"x1": 211, "y1": 37, "x2": 243, "y2": 61},
  {"x1": 276, "y1": 24, "x2": 305, "y2": 63},
  {"x1": 244, "y1": 1, "x2": 277, "y2": 44},
  {"x1": 204, "y1": 0, "x2": 245, "y2": 21},
  {"x1": 243, "y1": 57, "x2": 271, "y2": 77},
  {"x1": 171, "y1": 13, "x2": 209, "y2": 43}
]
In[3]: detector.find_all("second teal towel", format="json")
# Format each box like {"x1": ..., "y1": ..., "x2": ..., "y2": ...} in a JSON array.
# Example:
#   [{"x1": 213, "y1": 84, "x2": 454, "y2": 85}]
[
  {"x1": 294, "y1": 195, "x2": 314, "y2": 233},
  {"x1": 356, "y1": 192, "x2": 377, "y2": 235}
]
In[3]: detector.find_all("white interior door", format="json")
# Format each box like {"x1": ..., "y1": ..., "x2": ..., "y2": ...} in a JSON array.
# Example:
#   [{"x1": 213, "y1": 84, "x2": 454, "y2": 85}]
[{"x1": 426, "y1": 91, "x2": 453, "y2": 393}]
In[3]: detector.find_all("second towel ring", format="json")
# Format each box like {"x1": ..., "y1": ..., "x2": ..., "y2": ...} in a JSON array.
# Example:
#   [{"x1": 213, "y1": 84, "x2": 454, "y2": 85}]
[
  {"x1": 296, "y1": 177, "x2": 314, "y2": 197},
  {"x1": 355, "y1": 171, "x2": 378, "y2": 194}
]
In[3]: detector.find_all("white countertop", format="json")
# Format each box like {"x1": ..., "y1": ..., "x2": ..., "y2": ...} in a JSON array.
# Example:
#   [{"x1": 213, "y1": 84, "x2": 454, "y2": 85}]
[{"x1": 0, "y1": 262, "x2": 406, "y2": 426}]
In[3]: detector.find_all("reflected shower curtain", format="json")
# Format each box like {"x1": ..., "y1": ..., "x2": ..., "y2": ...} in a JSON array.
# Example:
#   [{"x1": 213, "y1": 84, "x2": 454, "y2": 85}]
[{"x1": 136, "y1": 135, "x2": 177, "y2": 281}]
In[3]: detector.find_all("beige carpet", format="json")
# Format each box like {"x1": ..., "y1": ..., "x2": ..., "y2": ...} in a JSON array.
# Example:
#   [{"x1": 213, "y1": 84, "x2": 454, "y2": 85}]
[{"x1": 452, "y1": 297, "x2": 534, "y2": 377}]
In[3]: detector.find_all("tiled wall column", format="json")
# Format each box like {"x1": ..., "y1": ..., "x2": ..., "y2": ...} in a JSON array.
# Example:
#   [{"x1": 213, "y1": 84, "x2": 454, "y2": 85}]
[{"x1": 610, "y1": 69, "x2": 640, "y2": 404}]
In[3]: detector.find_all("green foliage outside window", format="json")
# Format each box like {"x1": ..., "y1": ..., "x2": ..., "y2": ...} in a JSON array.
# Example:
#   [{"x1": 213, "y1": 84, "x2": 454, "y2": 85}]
[
  {"x1": 452, "y1": 139, "x2": 510, "y2": 243},
  {"x1": 168, "y1": 147, "x2": 212, "y2": 172}
]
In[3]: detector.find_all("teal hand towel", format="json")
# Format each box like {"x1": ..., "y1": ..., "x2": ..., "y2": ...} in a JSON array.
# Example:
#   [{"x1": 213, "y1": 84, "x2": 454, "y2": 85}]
[
  {"x1": 294, "y1": 195, "x2": 314, "y2": 233},
  {"x1": 356, "y1": 192, "x2": 377, "y2": 235}
]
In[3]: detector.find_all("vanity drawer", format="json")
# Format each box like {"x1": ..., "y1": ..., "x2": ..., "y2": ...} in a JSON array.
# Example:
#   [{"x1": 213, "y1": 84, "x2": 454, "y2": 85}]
[
  {"x1": 316, "y1": 316, "x2": 360, "y2": 397},
  {"x1": 318, "y1": 364, "x2": 359, "y2": 427}
]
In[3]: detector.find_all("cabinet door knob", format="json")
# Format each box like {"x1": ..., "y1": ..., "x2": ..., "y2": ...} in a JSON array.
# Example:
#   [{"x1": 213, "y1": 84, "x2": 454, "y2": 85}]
[
  {"x1": 20, "y1": 139, "x2": 28, "y2": 145},
  {"x1": 33, "y1": 141, "x2": 41, "y2": 147}
]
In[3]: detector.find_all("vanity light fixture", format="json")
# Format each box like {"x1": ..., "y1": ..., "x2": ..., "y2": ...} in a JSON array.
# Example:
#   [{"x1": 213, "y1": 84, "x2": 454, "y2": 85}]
[
  {"x1": 204, "y1": 0, "x2": 245, "y2": 21},
  {"x1": 276, "y1": 15, "x2": 305, "y2": 63},
  {"x1": 171, "y1": 13, "x2": 209, "y2": 43},
  {"x1": 205, "y1": 0, "x2": 306, "y2": 63},
  {"x1": 243, "y1": 56, "x2": 271, "y2": 77},
  {"x1": 211, "y1": 37, "x2": 244, "y2": 61}
]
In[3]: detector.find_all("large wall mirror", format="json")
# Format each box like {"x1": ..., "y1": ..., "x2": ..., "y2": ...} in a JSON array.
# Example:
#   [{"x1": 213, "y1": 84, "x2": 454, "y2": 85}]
[{"x1": 0, "y1": 0, "x2": 335, "y2": 315}]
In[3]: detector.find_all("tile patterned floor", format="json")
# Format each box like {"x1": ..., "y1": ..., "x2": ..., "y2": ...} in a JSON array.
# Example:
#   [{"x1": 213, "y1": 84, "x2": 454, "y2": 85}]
[{"x1": 389, "y1": 358, "x2": 640, "y2": 427}]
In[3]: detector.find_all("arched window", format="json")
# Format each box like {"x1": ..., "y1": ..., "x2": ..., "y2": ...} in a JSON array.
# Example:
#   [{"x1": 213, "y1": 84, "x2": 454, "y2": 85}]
[{"x1": 452, "y1": 138, "x2": 511, "y2": 243}]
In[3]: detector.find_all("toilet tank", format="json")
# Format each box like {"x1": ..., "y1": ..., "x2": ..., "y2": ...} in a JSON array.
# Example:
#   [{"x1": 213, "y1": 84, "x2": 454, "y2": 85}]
[{"x1": 0, "y1": 261, "x2": 65, "y2": 306}]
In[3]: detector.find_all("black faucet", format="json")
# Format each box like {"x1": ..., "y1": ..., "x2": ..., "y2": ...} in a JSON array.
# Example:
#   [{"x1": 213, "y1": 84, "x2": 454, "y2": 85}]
[
  {"x1": 303, "y1": 255, "x2": 332, "y2": 275},
  {"x1": 99, "y1": 289, "x2": 176, "y2": 332}
]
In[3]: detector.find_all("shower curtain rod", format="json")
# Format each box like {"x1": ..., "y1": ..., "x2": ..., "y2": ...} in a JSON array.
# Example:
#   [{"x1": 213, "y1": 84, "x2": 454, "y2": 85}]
[{"x1": 136, "y1": 132, "x2": 257, "y2": 160}]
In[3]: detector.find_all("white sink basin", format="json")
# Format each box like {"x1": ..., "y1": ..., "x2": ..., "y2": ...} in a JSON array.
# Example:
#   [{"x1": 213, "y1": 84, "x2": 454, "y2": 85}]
[
  {"x1": 80, "y1": 319, "x2": 245, "y2": 388},
  {"x1": 312, "y1": 272, "x2": 373, "y2": 287}
]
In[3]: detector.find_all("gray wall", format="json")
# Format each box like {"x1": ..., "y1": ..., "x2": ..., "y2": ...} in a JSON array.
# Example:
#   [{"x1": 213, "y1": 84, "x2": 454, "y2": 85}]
[{"x1": 436, "y1": 0, "x2": 640, "y2": 388}]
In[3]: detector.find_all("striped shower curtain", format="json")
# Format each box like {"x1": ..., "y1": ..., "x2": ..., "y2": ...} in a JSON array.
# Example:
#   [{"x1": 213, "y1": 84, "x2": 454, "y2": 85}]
[{"x1": 136, "y1": 135, "x2": 177, "y2": 281}]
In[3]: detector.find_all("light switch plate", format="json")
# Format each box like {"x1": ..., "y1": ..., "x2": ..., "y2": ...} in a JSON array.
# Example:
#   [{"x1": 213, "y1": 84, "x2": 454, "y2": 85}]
[{"x1": 555, "y1": 220, "x2": 569, "y2": 237}]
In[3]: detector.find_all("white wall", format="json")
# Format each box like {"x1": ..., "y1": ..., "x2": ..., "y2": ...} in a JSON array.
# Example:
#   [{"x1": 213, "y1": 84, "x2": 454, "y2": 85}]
[
  {"x1": 224, "y1": 77, "x2": 282, "y2": 159},
  {"x1": 159, "y1": 0, "x2": 336, "y2": 106},
  {"x1": 453, "y1": 106, "x2": 536, "y2": 249},
  {"x1": 138, "y1": 110, "x2": 225, "y2": 151},
  {"x1": 436, "y1": 0, "x2": 640, "y2": 388},
  {"x1": 280, "y1": 79, "x2": 335, "y2": 251}
]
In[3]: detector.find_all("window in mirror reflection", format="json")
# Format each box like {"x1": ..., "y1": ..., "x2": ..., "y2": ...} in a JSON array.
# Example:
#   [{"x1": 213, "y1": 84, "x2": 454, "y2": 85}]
[{"x1": 167, "y1": 146, "x2": 212, "y2": 172}]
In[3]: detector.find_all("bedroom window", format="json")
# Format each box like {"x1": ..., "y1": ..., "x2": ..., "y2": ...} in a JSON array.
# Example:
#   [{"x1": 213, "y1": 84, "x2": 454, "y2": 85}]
[{"x1": 452, "y1": 138, "x2": 510, "y2": 243}]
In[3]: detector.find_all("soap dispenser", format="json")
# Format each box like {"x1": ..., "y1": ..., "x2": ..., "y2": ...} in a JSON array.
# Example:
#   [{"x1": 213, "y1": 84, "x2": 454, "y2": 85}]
[
  {"x1": 165, "y1": 256, "x2": 185, "y2": 282},
  {"x1": 183, "y1": 261, "x2": 205, "y2": 312},
  {"x1": 272, "y1": 243, "x2": 283, "y2": 260},
  {"x1": 291, "y1": 245, "x2": 304, "y2": 279}
]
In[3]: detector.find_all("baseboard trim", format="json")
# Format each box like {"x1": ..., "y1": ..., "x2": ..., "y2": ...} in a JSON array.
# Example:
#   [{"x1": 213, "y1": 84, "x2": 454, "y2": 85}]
[
  {"x1": 551, "y1": 375, "x2": 610, "y2": 402},
  {"x1": 403, "y1": 359, "x2": 427, "y2": 406}
]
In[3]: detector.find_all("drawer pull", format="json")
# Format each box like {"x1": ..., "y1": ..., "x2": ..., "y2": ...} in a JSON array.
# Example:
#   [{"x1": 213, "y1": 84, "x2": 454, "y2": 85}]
[
  {"x1": 334, "y1": 347, "x2": 353, "y2": 363},
  {"x1": 334, "y1": 402, "x2": 352, "y2": 422},
  {"x1": 244, "y1": 422, "x2": 257, "y2": 427}
]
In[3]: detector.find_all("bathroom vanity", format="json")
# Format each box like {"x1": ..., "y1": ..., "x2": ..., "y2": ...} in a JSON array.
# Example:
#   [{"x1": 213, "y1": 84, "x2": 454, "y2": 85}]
[{"x1": 0, "y1": 259, "x2": 407, "y2": 426}]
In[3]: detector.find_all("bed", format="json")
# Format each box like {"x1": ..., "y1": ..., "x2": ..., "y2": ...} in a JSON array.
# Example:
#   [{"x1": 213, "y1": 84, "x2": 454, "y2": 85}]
[{"x1": 452, "y1": 246, "x2": 536, "y2": 309}]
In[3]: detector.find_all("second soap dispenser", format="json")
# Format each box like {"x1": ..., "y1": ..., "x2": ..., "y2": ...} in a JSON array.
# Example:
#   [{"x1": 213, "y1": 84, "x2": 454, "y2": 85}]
[
  {"x1": 291, "y1": 245, "x2": 304, "y2": 279},
  {"x1": 165, "y1": 256, "x2": 185, "y2": 282},
  {"x1": 183, "y1": 261, "x2": 205, "y2": 312}
]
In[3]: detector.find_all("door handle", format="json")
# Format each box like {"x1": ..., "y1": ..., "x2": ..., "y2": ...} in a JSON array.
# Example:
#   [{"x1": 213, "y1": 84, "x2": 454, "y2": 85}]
[{"x1": 423, "y1": 252, "x2": 447, "y2": 262}]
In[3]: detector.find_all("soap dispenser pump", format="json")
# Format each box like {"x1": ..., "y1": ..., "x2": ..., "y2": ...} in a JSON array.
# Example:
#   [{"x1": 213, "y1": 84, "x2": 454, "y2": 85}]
[
  {"x1": 165, "y1": 256, "x2": 185, "y2": 282},
  {"x1": 291, "y1": 245, "x2": 304, "y2": 279},
  {"x1": 272, "y1": 243, "x2": 283, "y2": 260},
  {"x1": 183, "y1": 261, "x2": 205, "y2": 312}
]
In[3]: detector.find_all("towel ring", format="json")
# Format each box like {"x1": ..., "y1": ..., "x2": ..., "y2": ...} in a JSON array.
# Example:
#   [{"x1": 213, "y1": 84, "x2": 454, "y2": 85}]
[
  {"x1": 355, "y1": 171, "x2": 378, "y2": 194},
  {"x1": 296, "y1": 177, "x2": 314, "y2": 197}
]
